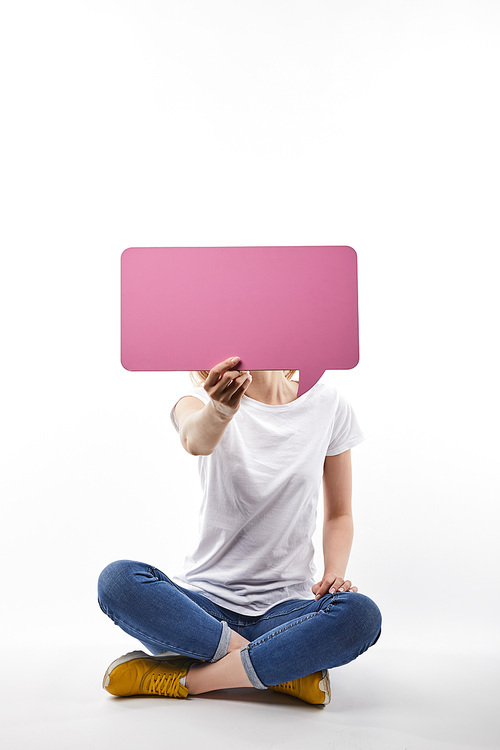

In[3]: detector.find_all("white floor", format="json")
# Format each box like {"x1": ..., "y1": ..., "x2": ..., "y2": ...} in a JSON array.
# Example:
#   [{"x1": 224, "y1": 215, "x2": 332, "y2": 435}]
[{"x1": 3, "y1": 642, "x2": 499, "y2": 750}]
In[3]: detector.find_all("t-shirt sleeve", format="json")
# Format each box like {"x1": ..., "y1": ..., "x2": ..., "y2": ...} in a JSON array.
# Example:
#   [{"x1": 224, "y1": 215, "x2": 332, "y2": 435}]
[
  {"x1": 169, "y1": 387, "x2": 210, "y2": 433},
  {"x1": 325, "y1": 393, "x2": 365, "y2": 456}
]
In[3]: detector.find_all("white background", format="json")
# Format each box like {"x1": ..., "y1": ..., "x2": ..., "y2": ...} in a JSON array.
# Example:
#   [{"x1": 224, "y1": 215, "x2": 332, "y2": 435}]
[{"x1": 1, "y1": 1, "x2": 499, "y2": 748}]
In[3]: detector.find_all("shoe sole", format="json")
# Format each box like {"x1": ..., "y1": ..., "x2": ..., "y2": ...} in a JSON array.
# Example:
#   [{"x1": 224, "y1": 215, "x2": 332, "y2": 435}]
[
  {"x1": 102, "y1": 650, "x2": 182, "y2": 690},
  {"x1": 318, "y1": 670, "x2": 331, "y2": 705}
]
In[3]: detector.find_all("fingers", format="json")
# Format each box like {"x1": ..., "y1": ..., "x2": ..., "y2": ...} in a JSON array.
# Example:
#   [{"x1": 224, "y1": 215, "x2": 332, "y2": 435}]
[
  {"x1": 314, "y1": 575, "x2": 336, "y2": 600},
  {"x1": 314, "y1": 584, "x2": 329, "y2": 600},
  {"x1": 314, "y1": 575, "x2": 358, "y2": 600},
  {"x1": 334, "y1": 579, "x2": 351, "y2": 593},
  {"x1": 220, "y1": 369, "x2": 248, "y2": 390},
  {"x1": 216, "y1": 369, "x2": 251, "y2": 402},
  {"x1": 203, "y1": 355, "x2": 252, "y2": 414},
  {"x1": 205, "y1": 356, "x2": 241, "y2": 388}
]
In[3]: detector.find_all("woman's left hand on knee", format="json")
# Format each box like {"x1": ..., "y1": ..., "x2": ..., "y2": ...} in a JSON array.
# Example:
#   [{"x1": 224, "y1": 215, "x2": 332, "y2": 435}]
[{"x1": 312, "y1": 573, "x2": 359, "y2": 600}]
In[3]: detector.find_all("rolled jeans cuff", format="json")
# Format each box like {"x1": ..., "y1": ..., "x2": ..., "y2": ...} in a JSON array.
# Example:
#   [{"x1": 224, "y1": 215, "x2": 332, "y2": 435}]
[
  {"x1": 210, "y1": 620, "x2": 231, "y2": 662},
  {"x1": 240, "y1": 645, "x2": 267, "y2": 690}
]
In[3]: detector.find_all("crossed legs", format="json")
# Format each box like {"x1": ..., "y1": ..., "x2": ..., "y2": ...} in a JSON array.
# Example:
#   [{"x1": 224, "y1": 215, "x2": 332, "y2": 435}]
[
  {"x1": 186, "y1": 630, "x2": 252, "y2": 694},
  {"x1": 98, "y1": 560, "x2": 382, "y2": 694}
]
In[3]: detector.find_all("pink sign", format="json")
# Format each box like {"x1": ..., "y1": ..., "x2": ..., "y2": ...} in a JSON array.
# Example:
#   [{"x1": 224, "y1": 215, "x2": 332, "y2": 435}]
[{"x1": 121, "y1": 246, "x2": 360, "y2": 398}]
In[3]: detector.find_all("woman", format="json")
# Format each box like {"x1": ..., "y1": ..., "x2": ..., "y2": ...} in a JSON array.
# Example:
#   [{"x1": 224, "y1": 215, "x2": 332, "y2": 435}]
[{"x1": 98, "y1": 356, "x2": 382, "y2": 705}]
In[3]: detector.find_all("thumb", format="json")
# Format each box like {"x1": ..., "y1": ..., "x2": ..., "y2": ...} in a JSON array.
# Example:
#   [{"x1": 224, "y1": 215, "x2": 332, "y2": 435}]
[{"x1": 314, "y1": 579, "x2": 330, "y2": 600}]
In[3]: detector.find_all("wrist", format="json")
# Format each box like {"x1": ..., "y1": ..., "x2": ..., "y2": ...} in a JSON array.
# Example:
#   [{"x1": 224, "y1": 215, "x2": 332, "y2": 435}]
[
  {"x1": 207, "y1": 397, "x2": 236, "y2": 422},
  {"x1": 323, "y1": 569, "x2": 346, "y2": 579}
]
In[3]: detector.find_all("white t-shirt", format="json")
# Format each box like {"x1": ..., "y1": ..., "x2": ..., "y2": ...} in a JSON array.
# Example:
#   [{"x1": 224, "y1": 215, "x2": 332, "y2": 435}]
[{"x1": 169, "y1": 379, "x2": 364, "y2": 615}]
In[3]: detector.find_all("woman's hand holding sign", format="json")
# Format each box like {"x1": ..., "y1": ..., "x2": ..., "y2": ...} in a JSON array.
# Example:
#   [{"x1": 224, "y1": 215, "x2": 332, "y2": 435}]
[{"x1": 204, "y1": 356, "x2": 252, "y2": 418}]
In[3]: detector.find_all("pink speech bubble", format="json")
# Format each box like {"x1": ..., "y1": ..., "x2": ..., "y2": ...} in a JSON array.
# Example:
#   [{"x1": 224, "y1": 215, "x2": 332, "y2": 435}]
[{"x1": 121, "y1": 246, "x2": 360, "y2": 398}]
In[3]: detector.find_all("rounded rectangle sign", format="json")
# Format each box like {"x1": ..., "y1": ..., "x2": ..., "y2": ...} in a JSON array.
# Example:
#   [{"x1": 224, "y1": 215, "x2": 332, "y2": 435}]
[{"x1": 121, "y1": 245, "x2": 360, "y2": 398}]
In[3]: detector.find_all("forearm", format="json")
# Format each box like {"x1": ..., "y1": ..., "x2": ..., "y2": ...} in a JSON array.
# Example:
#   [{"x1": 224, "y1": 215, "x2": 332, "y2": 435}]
[
  {"x1": 182, "y1": 399, "x2": 234, "y2": 455},
  {"x1": 322, "y1": 514, "x2": 354, "y2": 579}
]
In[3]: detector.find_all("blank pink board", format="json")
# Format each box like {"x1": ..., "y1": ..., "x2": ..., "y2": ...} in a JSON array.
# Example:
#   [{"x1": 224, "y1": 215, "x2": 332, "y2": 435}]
[{"x1": 121, "y1": 246, "x2": 360, "y2": 398}]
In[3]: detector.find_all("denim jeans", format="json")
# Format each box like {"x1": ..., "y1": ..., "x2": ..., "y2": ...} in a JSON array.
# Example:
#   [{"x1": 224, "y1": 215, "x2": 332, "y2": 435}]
[{"x1": 98, "y1": 559, "x2": 382, "y2": 689}]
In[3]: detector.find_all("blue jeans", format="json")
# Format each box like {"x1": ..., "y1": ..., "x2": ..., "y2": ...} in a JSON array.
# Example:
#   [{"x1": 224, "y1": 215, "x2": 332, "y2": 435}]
[{"x1": 97, "y1": 559, "x2": 382, "y2": 689}]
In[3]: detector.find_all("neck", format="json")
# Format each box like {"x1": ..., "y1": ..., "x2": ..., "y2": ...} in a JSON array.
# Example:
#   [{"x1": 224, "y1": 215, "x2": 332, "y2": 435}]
[{"x1": 244, "y1": 371, "x2": 297, "y2": 405}]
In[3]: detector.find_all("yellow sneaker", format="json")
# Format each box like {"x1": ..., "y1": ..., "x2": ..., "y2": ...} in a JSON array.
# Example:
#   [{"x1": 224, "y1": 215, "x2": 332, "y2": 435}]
[
  {"x1": 268, "y1": 669, "x2": 331, "y2": 705},
  {"x1": 102, "y1": 650, "x2": 197, "y2": 698}
]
